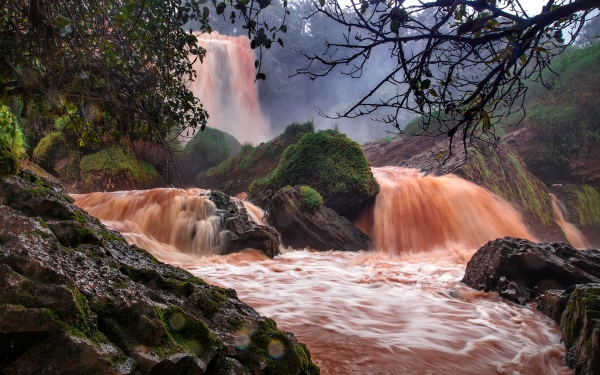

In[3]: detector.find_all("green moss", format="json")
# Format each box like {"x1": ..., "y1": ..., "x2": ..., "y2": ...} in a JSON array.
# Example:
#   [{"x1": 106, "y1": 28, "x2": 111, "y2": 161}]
[
  {"x1": 97, "y1": 230, "x2": 127, "y2": 244},
  {"x1": 195, "y1": 288, "x2": 228, "y2": 319},
  {"x1": 32, "y1": 132, "x2": 67, "y2": 168},
  {"x1": 253, "y1": 131, "x2": 377, "y2": 203},
  {"x1": 0, "y1": 105, "x2": 26, "y2": 175},
  {"x1": 463, "y1": 149, "x2": 553, "y2": 226},
  {"x1": 573, "y1": 185, "x2": 600, "y2": 227},
  {"x1": 0, "y1": 234, "x2": 8, "y2": 245},
  {"x1": 298, "y1": 186, "x2": 323, "y2": 210},
  {"x1": 80, "y1": 147, "x2": 160, "y2": 187},
  {"x1": 235, "y1": 318, "x2": 320, "y2": 375}
]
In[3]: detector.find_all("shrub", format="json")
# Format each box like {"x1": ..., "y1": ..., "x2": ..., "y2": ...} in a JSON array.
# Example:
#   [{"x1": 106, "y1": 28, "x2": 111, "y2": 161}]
[
  {"x1": 298, "y1": 185, "x2": 323, "y2": 209},
  {"x1": 32, "y1": 131, "x2": 68, "y2": 169},
  {"x1": 0, "y1": 105, "x2": 26, "y2": 174}
]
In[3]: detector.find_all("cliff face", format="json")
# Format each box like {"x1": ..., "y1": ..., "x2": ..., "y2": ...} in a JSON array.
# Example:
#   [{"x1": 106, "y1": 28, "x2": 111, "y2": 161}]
[{"x1": 0, "y1": 170, "x2": 319, "y2": 375}]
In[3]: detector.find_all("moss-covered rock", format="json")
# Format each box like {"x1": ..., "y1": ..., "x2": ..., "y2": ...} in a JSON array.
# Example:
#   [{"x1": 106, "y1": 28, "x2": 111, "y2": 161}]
[
  {"x1": 251, "y1": 130, "x2": 379, "y2": 218},
  {"x1": 0, "y1": 105, "x2": 25, "y2": 175},
  {"x1": 561, "y1": 284, "x2": 600, "y2": 375},
  {"x1": 181, "y1": 127, "x2": 240, "y2": 184},
  {"x1": 32, "y1": 132, "x2": 69, "y2": 171},
  {"x1": 0, "y1": 170, "x2": 320, "y2": 374},
  {"x1": 79, "y1": 147, "x2": 162, "y2": 192}
]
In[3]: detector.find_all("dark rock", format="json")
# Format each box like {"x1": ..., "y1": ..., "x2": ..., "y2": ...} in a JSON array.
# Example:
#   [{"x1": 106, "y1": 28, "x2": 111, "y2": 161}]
[
  {"x1": 462, "y1": 237, "x2": 600, "y2": 304},
  {"x1": 561, "y1": 283, "x2": 600, "y2": 375},
  {"x1": 497, "y1": 276, "x2": 534, "y2": 305},
  {"x1": 268, "y1": 186, "x2": 371, "y2": 251},
  {"x1": 538, "y1": 288, "x2": 573, "y2": 324},
  {"x1": 206, "y1": 191, "x2": 281, "y2": 258},
  {"x1": 0, "y1": 171, "x2": 319, "y2": 374}
]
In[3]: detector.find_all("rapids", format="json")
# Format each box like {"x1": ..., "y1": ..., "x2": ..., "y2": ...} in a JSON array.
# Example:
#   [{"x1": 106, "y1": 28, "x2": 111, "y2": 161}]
[
  {"x1": 550, "y1": 193, "x2": 591, "y2": 249},
  {"x1": 73, "y1": 167, "x2": 572, "y2": 374}
]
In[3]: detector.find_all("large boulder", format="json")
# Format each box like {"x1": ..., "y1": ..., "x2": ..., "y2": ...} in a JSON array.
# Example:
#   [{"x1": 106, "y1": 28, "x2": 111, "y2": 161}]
[
  {"x1": 79, "y1": 147, "x2": 164, "y2": 192},
  {"x1": 0, "y1": 170, "x2": 319, "y2": 375},
  {"x1": 251, "y1": 130, "x2": 379, "y2": 219},
  {"x1": 462, "y1": 237, "x2": 600, "y2": 304},
  {"x1": 206, "y1": 191, "x2": 281, "y2": 258},
  {"x1": 267, "y1": 185, "x2": 371, "y2": 251}
]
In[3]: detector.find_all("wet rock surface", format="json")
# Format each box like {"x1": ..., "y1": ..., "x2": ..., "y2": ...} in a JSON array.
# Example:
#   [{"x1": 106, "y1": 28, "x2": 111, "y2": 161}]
[
  {"x1": 267, "y1": 186, "x2": 371, "y2": 251},
  {"x1": 462, "y1": 237, "x2": 600, "y2": 304},
  {"x1": 561, "y1": 283, "x2": 600, "y2": 375},
  {"x1": 0, "y1": 171, "x2": 319, "y2": 375},
  {"x1": 207, "y1": 191, "x2": 281, "y2": 259}
]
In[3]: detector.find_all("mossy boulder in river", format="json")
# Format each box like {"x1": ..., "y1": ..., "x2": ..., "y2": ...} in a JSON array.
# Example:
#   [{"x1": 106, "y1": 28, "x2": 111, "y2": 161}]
[
  {"x1": 31, "y1": 131, "x2": 69, "y2": 172},
  {"x1": 0, "y1": 170, "x2": 320, "y2": 374},
  {"x1": 79, "y1": 147, "x2": 163, "y2": 192},
  {"x1": 251, "y1": 130, "x2": 379, "y2": 218}
]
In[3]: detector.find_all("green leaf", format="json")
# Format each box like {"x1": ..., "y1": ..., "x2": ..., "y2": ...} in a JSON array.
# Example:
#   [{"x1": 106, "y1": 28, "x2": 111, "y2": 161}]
[
  {"x1": 56, "y1": 16, "x2": 70, "y2": 29},
  {"x1": 390, "y1": 19, "x2": 399, "y2": 34},
  {"x1": 532, "y1": 46, "x2": 548, "y2": 53},
  {"x1": 277, "y1": 38, "x2": 284, "y2": 47},
  {"x1": 256, "y1": 73, "x2": 267, "y2": 81},
  {"x1": 216, "y1": 2, "x2": 226, "y2": 15},
  {"x1": 202, "y1": 6, "x2": 209, "y2": 19},
  {"x1": 429, "y1": 89, "x2": 438, "y2": 97},
  {"x1": 519, "y1": 54, "x2": 526, "y2": 65},
  {"x1": 255, "y1": 59, "x2": 259, "y2": 68},
  {"x1": 421, "y1": 79, "x2": 431, "y2": 89},
  {"x1": 319, "y1": 0, "x2": 325, "y2": 6},
  {"x1": 280, "y1": 25, "x2": 287, "y2": 33}
]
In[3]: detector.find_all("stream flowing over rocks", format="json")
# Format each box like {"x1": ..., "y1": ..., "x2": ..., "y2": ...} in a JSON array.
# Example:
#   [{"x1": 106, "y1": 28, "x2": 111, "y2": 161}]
[{"x1": 0, "y1": 171, "x2": 319, "y2": 375}]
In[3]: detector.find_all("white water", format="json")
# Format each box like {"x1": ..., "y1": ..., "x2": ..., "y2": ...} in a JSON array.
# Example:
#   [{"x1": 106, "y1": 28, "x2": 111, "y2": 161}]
[{"x1": 73, "y1": 168, "x2": 572, "y2": 374}]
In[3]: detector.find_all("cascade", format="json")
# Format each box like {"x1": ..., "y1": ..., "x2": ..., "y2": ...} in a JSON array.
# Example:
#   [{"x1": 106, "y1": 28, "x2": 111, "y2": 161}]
[
  {"x1": 355, "y1": 167, "x2": 536, "y2": 254},
  {"x1": 73, "y1": 168, "x2": 571, "y2": 374},
  {"x1": 550, "y1": 193, "x2": 591, "y2": 249},
  {"x1": 189, "y1": 32, "x2": 270, "y2": 144}
]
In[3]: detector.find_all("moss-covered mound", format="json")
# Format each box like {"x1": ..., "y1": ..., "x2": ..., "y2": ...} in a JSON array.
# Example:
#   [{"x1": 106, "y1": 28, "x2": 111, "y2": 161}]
[
  {"x1": 0, "y1": 105, "x2": 25, "y2": 175},
  {"x1": 32, "y1": 131, "x2": 69, "y2": 171},
  {"x1": 80, "y1": 147, "x2": 161, "y2": 192},
  {"x1": 460, "y1": 146, "x2": 563, "y2": 240},
  {"x1": 181, "y1": 127, "x2": 240, "y2": 183},
  {"x1": 252, "y1": 130, "x2": 379, "y2": 218},
  {"x1": 0, "y1": 170, "x2": 320, "y2": 374},
  {"x1": 198, "y1": 121, "x2": 315, "y2": 195}
]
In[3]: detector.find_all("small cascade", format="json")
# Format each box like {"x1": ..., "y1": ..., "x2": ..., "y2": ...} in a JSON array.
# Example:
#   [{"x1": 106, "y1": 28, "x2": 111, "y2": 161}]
[
  {"x1": 550, "y1": 193, "x2": 591, "y2": 249},
  {"x1": 73, "y1": 189, "x2": 223, "y2": 259},
  {"x1": 190, "y1": 32, "x2": 270, "y2": 144},
  {"x1": 355, "y1": 167, "x2": 536, "y2": 254}
]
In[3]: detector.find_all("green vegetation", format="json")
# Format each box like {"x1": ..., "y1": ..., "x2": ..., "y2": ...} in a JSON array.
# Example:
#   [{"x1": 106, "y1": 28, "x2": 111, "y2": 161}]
[
  {"x1": 298, "y1": 185, "x2": 323, "y2": 210},
  {"x1": 182, "y1": 127, "x2": 237, "y2": 181},
  {"x1": 251, "y1": 130, "x2": 378, "y2": 202},
  {"x1": 32, "y1": 132, "x2": 68, "y2": 169},
  {"x1": 80, "y1": 147, "x2": 160, "y2": 187},
  {"x1": 461, "y1": 148, "x2": 554, "y2": 226},
  {"x1": 573, "y1": 185, "x2": 600, "y2": 227},
  {"x1": 514, "y1": 43, "x2": 600, "y2": 167},
  {"x1": 0, "y1": 105, "x2": 26, "y2": 174},
  {"x1": 205, "y1": 121, "x2": 315, "y2": 180}
]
